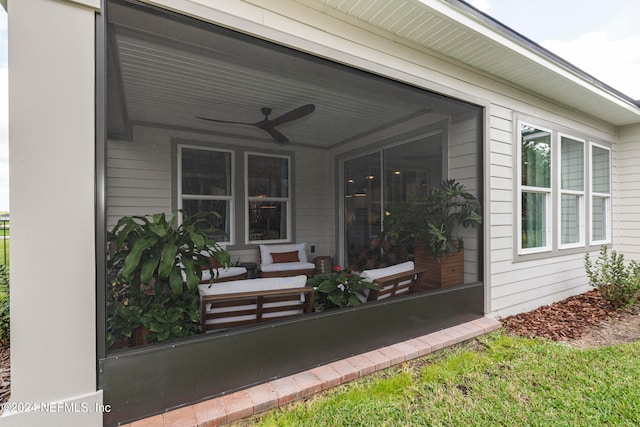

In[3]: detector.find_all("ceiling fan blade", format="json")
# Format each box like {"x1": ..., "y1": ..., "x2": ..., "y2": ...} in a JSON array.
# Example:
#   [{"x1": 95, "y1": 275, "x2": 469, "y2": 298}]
[
  {"x1": 198, "y1": 104, "x2": 313, "y2": 144},
  {"x1": 268, "y1": 104, "x2": 315, "y2": 127},
  {"x1": 196, "y1": 116, "x2": 253, "y2": 125},
  {"x1": 263, "y1": 126, "x2": 290, "y2": 144}
]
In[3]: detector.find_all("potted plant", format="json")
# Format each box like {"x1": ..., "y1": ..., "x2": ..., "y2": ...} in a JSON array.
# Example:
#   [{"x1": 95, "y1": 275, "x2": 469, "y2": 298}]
[
  {"x1": 307, "y1": 266, "x2": 382, "y2": 311},
  {"x1": 106, "y1": 210, "x2": 229, "y2": 348},
  {"x1": 385, "y1": 179, "x2": 482, "y2": 288},
  {"x1": 414, "y1": 179, "x2": 482, "y2": 287}
]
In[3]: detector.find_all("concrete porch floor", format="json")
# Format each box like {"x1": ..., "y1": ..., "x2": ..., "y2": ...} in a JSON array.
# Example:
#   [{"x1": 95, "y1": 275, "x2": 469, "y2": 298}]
[{"x1": 123, "y1": 316, "x2": 502, "y2": 427}]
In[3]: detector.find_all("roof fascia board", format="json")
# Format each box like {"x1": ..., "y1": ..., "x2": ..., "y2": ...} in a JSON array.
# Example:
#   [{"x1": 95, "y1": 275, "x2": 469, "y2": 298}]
[
  {"x1": 413, "y1": 0, "x2": 640, "y2": 115},
  {"x1": 62, "y1": 0, "x2": 101, "y2": 11}
]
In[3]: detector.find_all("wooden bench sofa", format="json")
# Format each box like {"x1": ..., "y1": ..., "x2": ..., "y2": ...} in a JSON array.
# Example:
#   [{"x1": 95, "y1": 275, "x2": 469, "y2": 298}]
[
  {"x1": 360, "y1": 261, "x2": 425, "y2": 302},
  {"x1": 258, "y1": 243, "x2": 315, "y2": 278},
  {"x1": 198, "y1": 275, "x2": 314, "y2": 331},
  {"x1": 198, "y1": 262, "x2": 424, "y2": 332}
]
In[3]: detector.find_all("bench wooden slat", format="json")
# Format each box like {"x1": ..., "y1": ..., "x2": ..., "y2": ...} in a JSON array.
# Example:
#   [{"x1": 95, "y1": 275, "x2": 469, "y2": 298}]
[
  {"x1": 367, "y1": 269, "x2": 425, "y2": 302},
  {"x1": 201, "y1": 287, "x2": 314, "y2": 331}
]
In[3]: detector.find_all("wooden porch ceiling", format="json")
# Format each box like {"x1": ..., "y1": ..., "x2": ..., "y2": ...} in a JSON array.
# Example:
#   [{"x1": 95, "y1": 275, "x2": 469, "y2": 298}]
[{"x1": 107, "y1": 1, "x2": 470, "y2": 148}]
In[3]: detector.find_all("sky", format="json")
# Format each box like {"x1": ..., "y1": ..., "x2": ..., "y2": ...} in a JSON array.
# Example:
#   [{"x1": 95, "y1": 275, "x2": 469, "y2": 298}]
[
  {"x1": 467, "y1": 0, "x2": 640, "y2": 99},
  {"x1": 0, "y1": 2, "x2": 639, "y2": 212}
]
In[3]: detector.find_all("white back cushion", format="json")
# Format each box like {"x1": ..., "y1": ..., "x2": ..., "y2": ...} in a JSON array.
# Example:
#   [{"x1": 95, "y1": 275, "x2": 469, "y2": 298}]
[
  {"x1": 259, "y1": 243, "x2": 307, "y2": 265},
  {"x1": 360, "y1": 261, "x2": 415, "y2": 282},
  {"x1": 198, "y1": 275, "x2": 307, "y2": 296}
]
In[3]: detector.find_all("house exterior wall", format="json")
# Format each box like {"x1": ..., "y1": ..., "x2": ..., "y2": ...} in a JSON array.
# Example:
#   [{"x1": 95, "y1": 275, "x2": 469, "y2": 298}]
[
  {"x1": 615, "y1": 123, "x2": 640, "y2": 259},
  {"x1": 486, "y1": 103, "x2": 616, "y2": 317},
  {"x1": 135, "y1": 0, "x2": 621, "y2": 317},
  {"x1": 5, "y1": 0, "x2": 102, "y2": 426},
  {"x1": 449, "y1": 115, "x2": 482, "y2": 283},
  {"x1": 106, "y1": 126, "x2": 336, "y2": 262}
]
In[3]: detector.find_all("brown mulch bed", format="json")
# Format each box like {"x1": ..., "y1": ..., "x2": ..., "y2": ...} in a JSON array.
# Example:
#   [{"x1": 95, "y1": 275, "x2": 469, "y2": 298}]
[
  {"x1": 501, "y1": 289, "x2": 621, "y2": 341},
  {"x1": 501, "y1": 289, "x2": 640, "y2": 347}
]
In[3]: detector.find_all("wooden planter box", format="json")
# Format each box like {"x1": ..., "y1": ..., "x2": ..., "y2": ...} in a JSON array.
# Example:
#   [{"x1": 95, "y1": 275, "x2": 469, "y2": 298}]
[{"x1": 414, "y1": 241, "x2": 464, "y2": 289}]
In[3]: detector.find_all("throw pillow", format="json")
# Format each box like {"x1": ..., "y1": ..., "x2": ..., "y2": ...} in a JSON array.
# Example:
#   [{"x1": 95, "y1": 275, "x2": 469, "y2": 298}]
[{"x1": 271, "y1": 251, "x2": 300, "y2": 263}]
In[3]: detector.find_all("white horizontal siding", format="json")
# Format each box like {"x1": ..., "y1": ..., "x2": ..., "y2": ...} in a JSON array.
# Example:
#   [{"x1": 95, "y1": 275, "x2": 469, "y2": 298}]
[
  {"x1": 292, "y1": 148, "x2": 336, "y2": 261},
  {"x1": 106, "y1": 138, "x2": 172, "y2": 229},
  {"x1": 449, "y1": 116, "x2": 481, "y2": 283},
  {"x1": 614, "y1": 123, "x2": 640, "y2": 260},
  {"x1": 484, "y1": 101, "x2": 610, "y2": 318},
  {"x1": 106, "y1": 126, "x2": 336, "y2": 264}
]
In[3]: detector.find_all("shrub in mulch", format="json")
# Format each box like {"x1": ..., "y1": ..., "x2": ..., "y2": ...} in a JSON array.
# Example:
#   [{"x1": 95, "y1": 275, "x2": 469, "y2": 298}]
[{"x1": 501, "y1": 289, "x2": 623, "y2": 341}]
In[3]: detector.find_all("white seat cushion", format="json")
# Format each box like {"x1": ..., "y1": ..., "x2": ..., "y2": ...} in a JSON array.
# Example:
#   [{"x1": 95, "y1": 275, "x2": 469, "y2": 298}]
[
  {"x1": 360, "y1": 261, "x2": 415, "y2": 281},
  {"x1": 360, "y1": 261, "x2": 415, "y2": 301},
  {"x1": 199, "y1": 276, "x2": 309, "y2": 326},
  {"x1": 198, "y1": 275, "x2": 307, "y2": 296}
]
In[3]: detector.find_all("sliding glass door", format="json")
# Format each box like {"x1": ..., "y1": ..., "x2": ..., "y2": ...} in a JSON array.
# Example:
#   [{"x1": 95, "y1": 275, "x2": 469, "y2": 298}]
[{"x1": 343, "y1": 132, "x2": 443, "y2": 270}]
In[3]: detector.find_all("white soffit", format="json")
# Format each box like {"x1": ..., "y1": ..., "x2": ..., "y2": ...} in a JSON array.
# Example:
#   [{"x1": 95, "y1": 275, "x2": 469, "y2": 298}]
[{"x1": 312, "y1": 0, "x2": 640, "y2": 126}]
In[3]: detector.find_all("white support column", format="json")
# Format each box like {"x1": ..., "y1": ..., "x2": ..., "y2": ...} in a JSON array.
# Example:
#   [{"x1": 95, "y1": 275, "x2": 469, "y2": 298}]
[{"x1": 4, "y1": 0, "x2": 102, "y2": 426}]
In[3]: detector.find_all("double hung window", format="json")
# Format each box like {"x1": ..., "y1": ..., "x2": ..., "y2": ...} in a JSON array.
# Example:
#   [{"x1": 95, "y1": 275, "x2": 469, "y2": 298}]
[
  {"x1": 178, "y1": 147, "x2": 293, "y2": 245},
  {"x1": 517, "y1": 121, "x2": 611, "y2": 255},
  {"x1": 246, "y1": 153, "x2": 291, "y2": 244},
  {"x1": 178, "y1": 145, "x2": 233, "y2": 243},
  {"x1": 559, "y1": 135, "x2": 585, "y2": 248},
  {"x1": 591, "y1": 144, "x2": 611, "y2": 244},
  {"x1": 519, "y1": 125, "x2": 552, "y2": 252}
]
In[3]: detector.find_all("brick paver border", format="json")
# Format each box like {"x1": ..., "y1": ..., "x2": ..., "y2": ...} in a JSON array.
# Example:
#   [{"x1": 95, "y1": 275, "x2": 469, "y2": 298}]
[{"x1": 125, "y1": 317, "x2": 502, "y2": 427}]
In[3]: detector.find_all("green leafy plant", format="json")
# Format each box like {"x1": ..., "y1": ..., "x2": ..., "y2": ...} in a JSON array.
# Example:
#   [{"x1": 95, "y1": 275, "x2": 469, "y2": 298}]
[
  {"x1": 139, "y1": 292, "x2": 201, "y2": 342},
  {"x1": 415, "y1": 179, "x2": 482, "y2": 260},
  {"x1": 0, "y1": 265, "x2": 9, "y2": 346},
  {"x1": 107, "y1": 210, "x2": 230, "y2": 347},
  {"x1": 384, "y1": 179, "x2": 482, "y2": 261},
  {"x1": 307, "y1": 267, "x2": 382, "y2": 310},
  {"x1": 584, "y1": 245, "x2": 640, "y2": 309}
]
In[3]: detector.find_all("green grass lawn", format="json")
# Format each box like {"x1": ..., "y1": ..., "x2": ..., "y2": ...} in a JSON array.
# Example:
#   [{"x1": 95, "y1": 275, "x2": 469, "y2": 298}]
[{"x1": 252, "y1": 333, "x2": 640, "y2": 426}]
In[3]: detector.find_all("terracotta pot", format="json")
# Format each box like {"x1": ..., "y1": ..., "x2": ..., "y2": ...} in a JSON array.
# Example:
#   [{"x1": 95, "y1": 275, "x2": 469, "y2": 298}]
[{"x1": 413, "y1": 240, "x2": 464, "y2": 289}]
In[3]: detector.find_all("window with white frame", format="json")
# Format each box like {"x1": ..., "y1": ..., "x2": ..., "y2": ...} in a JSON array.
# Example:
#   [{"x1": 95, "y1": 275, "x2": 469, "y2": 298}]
[
  {"x1": 178, "y1": 145, "x2": 234, "y2": 243},
  {"x1": 517, "y1": 121, "x2": 612, "y2": 255},
  {"x1": 519, "y1": 124, "x2": 552, "y2": 253},
  {"x1": 591, "y1": 143, "x2": 611, "y2": 244},
  {"x1": 246, "y1": 153, "x2": 291, "y2": 244},
  {"x1": 559, "y1": 135, "x2": 585, "y2": 248}
]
